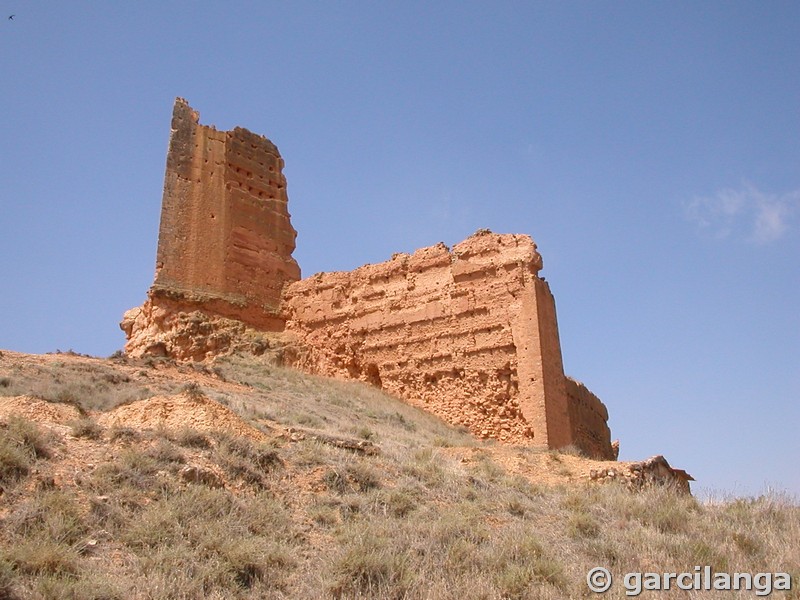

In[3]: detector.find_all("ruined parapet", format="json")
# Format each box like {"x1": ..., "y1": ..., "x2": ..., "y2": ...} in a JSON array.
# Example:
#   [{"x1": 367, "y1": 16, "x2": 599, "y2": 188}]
[
  {"x1": 565, "y1": 378, "x2": 615, "y2": 460},
  {"x1": 282, "y1": 230, "x2": 612, "y2": 456},
  {"x1": 123, "y1": 99, "x2": 300, "y2": 357}
]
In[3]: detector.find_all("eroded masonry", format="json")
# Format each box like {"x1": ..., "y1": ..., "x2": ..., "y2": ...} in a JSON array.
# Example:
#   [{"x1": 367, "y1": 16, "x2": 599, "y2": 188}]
[{"x1": 122, "y1": 98, "x2": 615, "y2": 459}]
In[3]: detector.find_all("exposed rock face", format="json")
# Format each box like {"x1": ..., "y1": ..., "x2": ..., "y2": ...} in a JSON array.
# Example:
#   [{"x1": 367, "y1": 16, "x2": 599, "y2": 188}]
[
  {"x1": 123, "y1": 99, "x2": 615, "y2": 459},
  {"x1": 120, "y1": 296, "x2": 284, "y2": 362}
]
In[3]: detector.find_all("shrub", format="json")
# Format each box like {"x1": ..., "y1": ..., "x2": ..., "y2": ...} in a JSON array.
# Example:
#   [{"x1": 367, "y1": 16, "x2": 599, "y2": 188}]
[
  {"x1": 6, "y1": 539, "x2": 80, "y2": 576},
  {"x1": 108, "y1": 426, "x2": 141, "y2": 443},
  {"x1": 5, "y1": 416, "x2": 55, "y2": 459},
  {"x1": 144, "y1": 438, "x2": 186, "y2": 466},
  {"x1": 327, "y1": 530, "x2": 413, "y2": 599},
  {"x1": 121, "y1": 487, "x2": 297, "y2": 594},
  {"x1": 213, "y1": 433, "x2": 282, "y2": 487},
  {"x1": 324, "y1": 463, "x2": 380, "y2": 494},
  {"x1": 181, "y1": 382, "x2": 203, "y2": 398},
  {"x1": 0, "y1": 435, "x2": 31, "y2": 484},
  {"x1": 558, "y1": 444, "x2": 586, "y2": 457},
  {"x1": 88, "y1": 448, "x2": 171, "y2": 495},
  {"x1": 170, "y1": 427, "x2": 211, "y2": 449},
  {"x1": 0, "y1": 556, "x2": 17, "y2": 600},
  {"x1": 69, "y1": 418, "x2": 104, "y2": 440}
]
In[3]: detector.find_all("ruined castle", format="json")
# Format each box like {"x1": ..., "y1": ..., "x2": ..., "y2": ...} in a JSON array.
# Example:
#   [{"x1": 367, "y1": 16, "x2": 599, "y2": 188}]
[{"x1": 122, "y1": 98, "x2": 615, "y2": 460}]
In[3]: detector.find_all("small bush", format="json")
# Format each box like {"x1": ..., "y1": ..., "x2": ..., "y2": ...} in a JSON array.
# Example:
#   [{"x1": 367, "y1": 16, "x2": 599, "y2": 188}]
[
  {"x1": 181, "y1": 382, "x2": 203, "y2": 398},
  {"x1": 33, "y1": 574, "x2": 124, "y2": 600},
  {"x1": 108, "y1": 426, "x2": 141, "y2": 443},
  {"x1": 7, "y1": 539, "x2": 80, "y2": 576},
  {"x1": 558, "y1": 444, "x2": 586, "y2": 457},
  {"x1": 88, "y1": 448, "x2": 169, "y2": 495},
  {"x1": 0, "y1": 559, "x2": 16, "y2": 600},
  {"x1": 6, "y1": 490, "x2": 87, "y2": 544},
  {"x1": 69, "y1": 418, "x2": 103, "y2": 440},
  {"x1": 213, "y1": 433, "x2": 282, "y2": 487},
  {"x1": 309, "y1": 501, "x2": 340, "y2": 526},
  {"x1": 0, "y1": 417, "x2": 58, "y2": 485},
  {"x1": 327, "y1": 531, "x2": 413, "y2": 599},
  {"x1": 144, "y1": 438, "x2": 186, "y2": 466},
  {"x1": 567, "y1": 511, "x2": 600, "y2": 538},
  {"x1": 121, "y1": 487, "x2": 297, "y2": 593},
  {"x1": 5, "y1": 416, "x2": 55, "y2": 459},
  {"x1": 324, "y1": 463, "x2": 380, "y2": 494},
  {"x1": 347, "y1": 463, "x2": 381, "y2": 492},
  {"x1": 0, "y1": 436, "x2": 32, "y2": 484},
  {"x1": 170, "y1": 427, "x2": 211, "y2": 449},
  {"x1": 354, "y1": 426, "x2": 376, "y2": 441}
]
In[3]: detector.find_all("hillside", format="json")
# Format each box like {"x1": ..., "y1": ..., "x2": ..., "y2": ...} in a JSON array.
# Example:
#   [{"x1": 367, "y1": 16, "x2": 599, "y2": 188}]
[{"x1": 0, "y1": 350, "x2": 798, "y2": 599}]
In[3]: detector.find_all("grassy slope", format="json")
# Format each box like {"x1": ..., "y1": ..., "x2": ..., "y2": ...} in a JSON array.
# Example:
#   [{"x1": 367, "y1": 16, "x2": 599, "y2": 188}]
[{"x1": 0, "y1": 350, "x2": 798, "y2": 599}]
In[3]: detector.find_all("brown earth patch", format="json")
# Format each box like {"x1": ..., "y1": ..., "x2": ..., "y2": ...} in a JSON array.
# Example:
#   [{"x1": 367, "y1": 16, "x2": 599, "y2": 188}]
[
  {"x1": 96, "y1": 392, "x2": 268, "y2": 441},
  {"x1": 0, "y1": 395, "x2": 82, "y2": 425}
]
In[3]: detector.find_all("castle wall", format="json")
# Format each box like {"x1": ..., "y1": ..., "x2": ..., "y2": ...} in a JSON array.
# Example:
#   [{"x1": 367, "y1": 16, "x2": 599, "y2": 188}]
[
  {"x1": 565, "y1": 377, "x2": 614, "y2": 459},
  {"x1": 282, "y1": 230, "x2": 609, "y2": 452}
]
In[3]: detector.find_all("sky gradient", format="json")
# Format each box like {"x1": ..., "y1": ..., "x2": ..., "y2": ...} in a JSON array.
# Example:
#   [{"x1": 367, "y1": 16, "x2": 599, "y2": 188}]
[{"x1": 2, "y1": 1, "x2": 798, "y2": 497}]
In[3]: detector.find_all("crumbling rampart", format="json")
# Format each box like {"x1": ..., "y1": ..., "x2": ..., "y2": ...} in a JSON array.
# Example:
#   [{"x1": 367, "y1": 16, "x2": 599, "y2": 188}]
[
  {"x1": 122, "y1": 99, "x2": 615, "y2": 459},
  {"x1": 283, "y1": 231, "x2": 575, "y2": 447}
]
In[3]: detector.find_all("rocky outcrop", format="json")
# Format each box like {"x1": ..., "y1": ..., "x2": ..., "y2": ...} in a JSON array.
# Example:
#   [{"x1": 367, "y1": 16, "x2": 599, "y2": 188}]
[
  {"x1": 589, "y1": 455, "x2": 695, "y2": 494},
  {"x1": 121, "y1": 291, "x2": 285, "y2": 362}
]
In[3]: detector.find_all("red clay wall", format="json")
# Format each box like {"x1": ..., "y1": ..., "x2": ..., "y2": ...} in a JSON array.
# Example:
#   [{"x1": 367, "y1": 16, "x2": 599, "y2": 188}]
[
  {"x1": 282, "y1": 230, "x2": 607, "y2": 452},
  {"x1": 565, "y1": 378, "x2": 614, "y2": 460}
]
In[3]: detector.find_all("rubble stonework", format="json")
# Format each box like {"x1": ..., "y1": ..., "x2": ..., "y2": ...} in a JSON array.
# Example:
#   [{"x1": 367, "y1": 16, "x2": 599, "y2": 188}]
[
  {"x1": 589, "y1": 455, "x2": 695, "y2": 494},
  {"x1": 123, "y1": 99, "x2": 616, "y2": 459}
]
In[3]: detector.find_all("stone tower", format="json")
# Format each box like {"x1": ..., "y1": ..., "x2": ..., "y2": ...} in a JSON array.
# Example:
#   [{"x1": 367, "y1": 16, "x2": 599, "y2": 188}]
[{"x1": 152, "y1": 98, "x2": 300, "y2": 328}]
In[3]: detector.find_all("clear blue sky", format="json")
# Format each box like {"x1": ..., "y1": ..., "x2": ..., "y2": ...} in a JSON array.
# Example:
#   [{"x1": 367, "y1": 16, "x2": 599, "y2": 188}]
[{"x1": 2, "y1": 2, "x2": 798, "y2": 497}]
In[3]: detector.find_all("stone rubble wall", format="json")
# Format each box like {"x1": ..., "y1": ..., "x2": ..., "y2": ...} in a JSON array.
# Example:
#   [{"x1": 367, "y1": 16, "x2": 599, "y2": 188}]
[{"x1": 589, "y1": 455, "x2": 694, "y2": 494}]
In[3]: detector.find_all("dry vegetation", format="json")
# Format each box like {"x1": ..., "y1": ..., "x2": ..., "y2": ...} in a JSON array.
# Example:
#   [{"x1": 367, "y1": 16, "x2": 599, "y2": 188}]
[{"x1": 0, "y1": 350, "x2": 798, "y2": 599}]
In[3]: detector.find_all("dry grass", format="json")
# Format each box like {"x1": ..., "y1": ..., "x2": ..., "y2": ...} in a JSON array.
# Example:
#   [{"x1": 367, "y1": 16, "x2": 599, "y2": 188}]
[
  {"x1": 0, "y1": 417, "x2": 58, "y2": 486},
  {"x1": 0, "y1": 352, "x2": 798, "y2": 598}
]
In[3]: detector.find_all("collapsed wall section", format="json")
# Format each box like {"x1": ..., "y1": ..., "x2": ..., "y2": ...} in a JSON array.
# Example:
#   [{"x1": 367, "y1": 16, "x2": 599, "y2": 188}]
[{"x1": 566, "y1": 378, "x2": 614, "y2": 460}]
